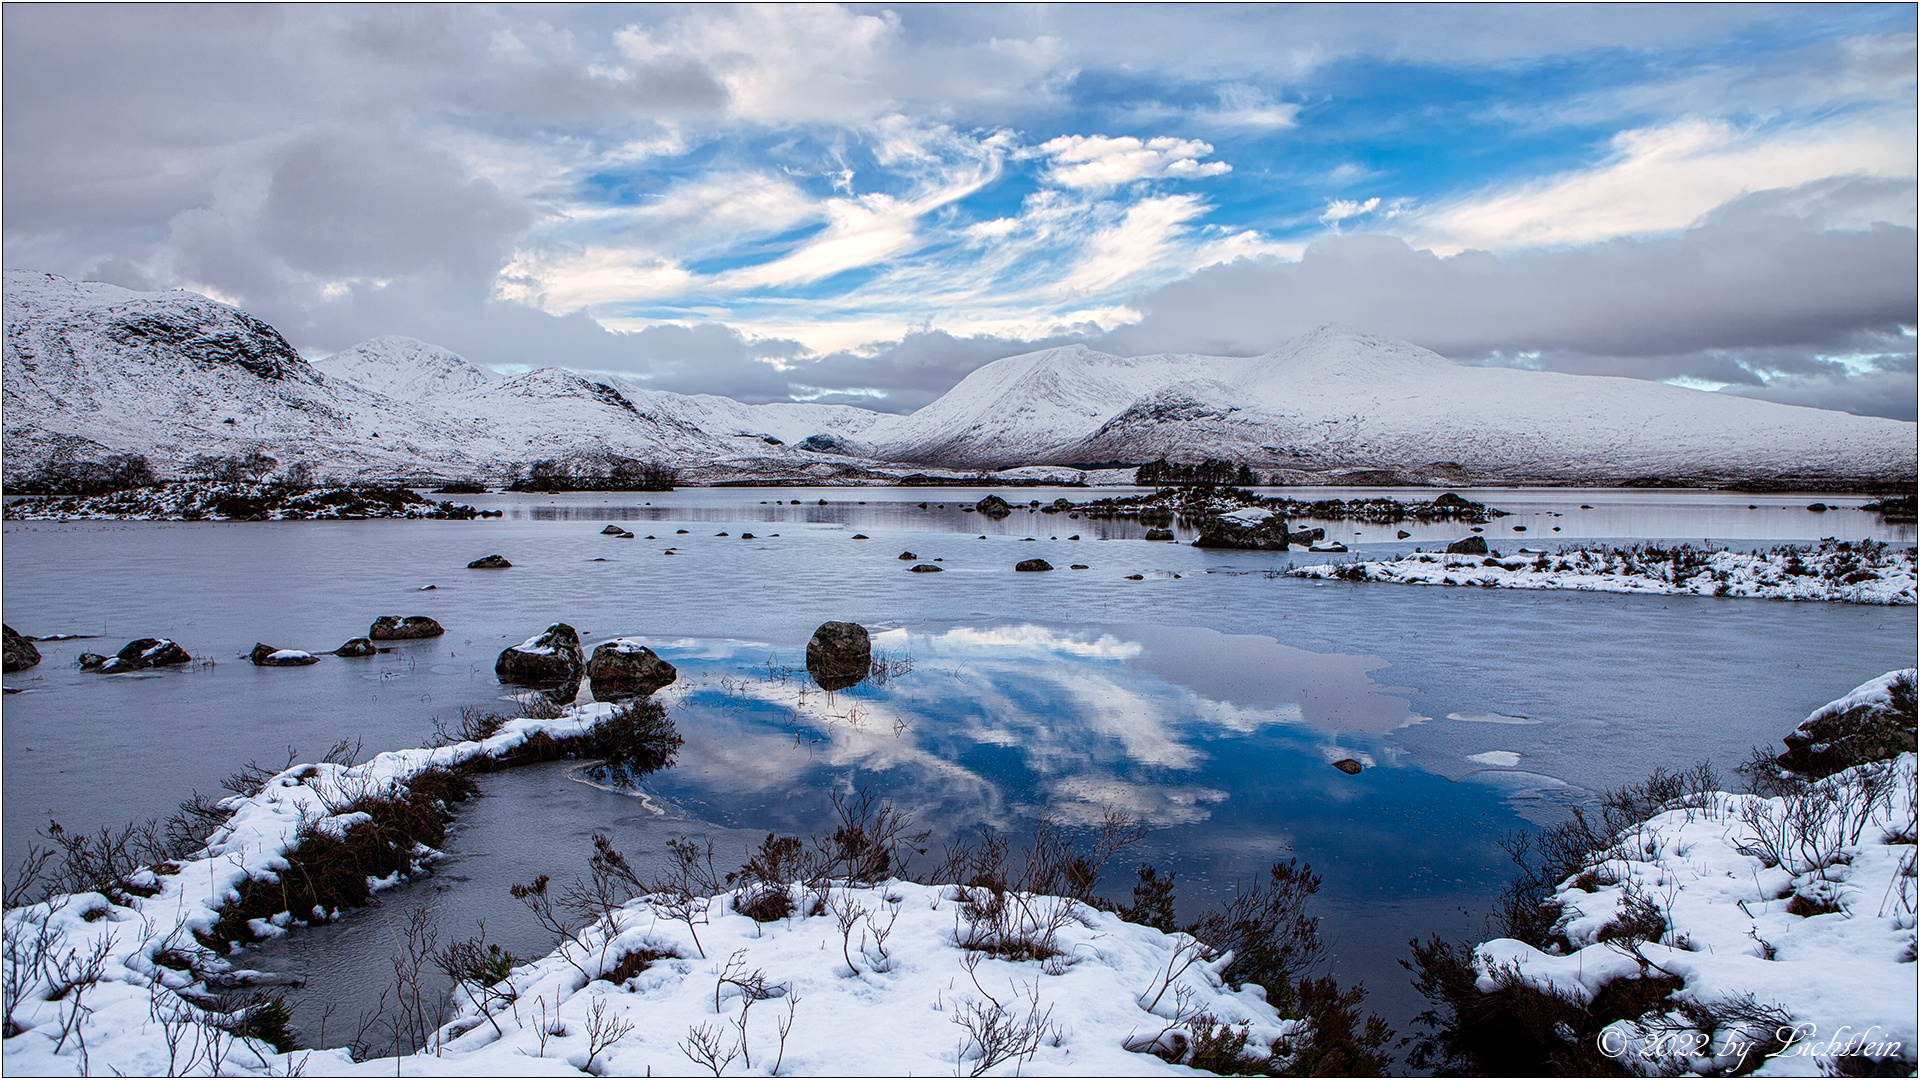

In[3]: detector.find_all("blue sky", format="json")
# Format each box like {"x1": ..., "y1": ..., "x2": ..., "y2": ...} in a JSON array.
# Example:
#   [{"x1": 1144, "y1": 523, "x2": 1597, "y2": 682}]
[{"x1": 4, "y1": 4, "x2": 1914, "y2": 416}]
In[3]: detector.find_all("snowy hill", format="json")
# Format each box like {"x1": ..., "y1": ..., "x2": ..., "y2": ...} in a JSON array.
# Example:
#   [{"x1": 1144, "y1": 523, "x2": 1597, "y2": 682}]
[
  {"x1": 3, "y1": 272, "x2": 1912, "y2": 487},
  {"x1": 311, "y1": 336, "x2": 495, "y2": 401},
  {"x1": 1, "y1": 273, "x2": 865, "y2": 484},
  {"x1": 866, "y1": 326, "x2": 1918, "y2": 484}
]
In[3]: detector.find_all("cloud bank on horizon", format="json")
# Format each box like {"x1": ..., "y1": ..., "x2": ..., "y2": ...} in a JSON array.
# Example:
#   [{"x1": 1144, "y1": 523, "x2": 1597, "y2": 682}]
[{"x1": 3, "y1": 3, "x2": 1914, "y2": 418}]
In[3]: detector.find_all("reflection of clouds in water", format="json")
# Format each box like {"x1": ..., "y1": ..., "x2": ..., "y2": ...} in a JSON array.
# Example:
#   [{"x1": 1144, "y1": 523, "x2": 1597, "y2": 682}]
[
  {"x1": 1045, "y1": 775, "x2": 1228, "y2": 827},
  {"x1": 890, "y1": 663, "x2": 1202, "y2": 773},
  {"x1": 657, "y1": 676, "x2": 1008, "y2": 824},
  {"x1": 1121, "y1": 625, "x2": 1427, "y2": 734},
  {"x1": 644, "y1": 624, "x2": 1419, "y2": 835},
  {"x1": 905, "y1": 625, "x2": 1144, "y2": 659}
]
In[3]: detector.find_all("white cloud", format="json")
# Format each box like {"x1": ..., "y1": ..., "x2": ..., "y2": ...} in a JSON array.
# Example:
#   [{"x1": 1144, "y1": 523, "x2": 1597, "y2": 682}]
[
  {"x1": 1035, "y1": 134, "x2": 1231, "y2": 191},
  {"x1": 1408, "y1": 114, "x2": 1917, "y2": 252},
  {"x1": 1320, "y1": 196, "x2": 1381, "y2": 228}
]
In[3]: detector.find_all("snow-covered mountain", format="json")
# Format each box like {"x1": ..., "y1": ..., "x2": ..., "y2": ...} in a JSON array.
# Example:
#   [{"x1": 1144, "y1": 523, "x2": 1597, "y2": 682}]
[
  {"x1": 863, "y1": 326, "x2": 1918, "y2": 484},
  {"x1": 3, "y1": 271, "x2": 1912, "y2": 487},
  {"x1": 1, "y1": 272, "x2": 868, "y2": 484}
]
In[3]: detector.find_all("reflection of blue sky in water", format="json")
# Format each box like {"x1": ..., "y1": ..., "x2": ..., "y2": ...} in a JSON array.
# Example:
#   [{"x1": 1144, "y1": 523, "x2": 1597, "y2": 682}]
[{"x1": 620, "y1": 623, "x2": 1512, "y2": 918}]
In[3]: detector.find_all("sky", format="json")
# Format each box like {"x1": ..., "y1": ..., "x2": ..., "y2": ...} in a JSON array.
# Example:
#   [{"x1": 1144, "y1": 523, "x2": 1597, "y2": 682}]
[{"x1": 4, "y1": 3, "x2": 1915, "y2": 418}]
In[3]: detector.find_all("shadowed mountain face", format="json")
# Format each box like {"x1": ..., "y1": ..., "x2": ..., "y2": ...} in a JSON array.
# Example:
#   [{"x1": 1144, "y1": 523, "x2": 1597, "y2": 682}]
[{"x1": 5, "y1": 271, "x2": 1914, "y2": 488}]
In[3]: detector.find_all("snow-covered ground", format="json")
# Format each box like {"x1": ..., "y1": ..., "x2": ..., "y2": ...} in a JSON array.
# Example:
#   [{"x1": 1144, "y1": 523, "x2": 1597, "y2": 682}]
[
  {"x1": 1470, "y1": 672, "x2": 1918, "y2": 1077},
  {"x1": 2, "y1": 700, "x2": 1310, "y2": 1077},
  {"x1": 1289, "y1": 540, "x2": 1917, "y2": 605}
]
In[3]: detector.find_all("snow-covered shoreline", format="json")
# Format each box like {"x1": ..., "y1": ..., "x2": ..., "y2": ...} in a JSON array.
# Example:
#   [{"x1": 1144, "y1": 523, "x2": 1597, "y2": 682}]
[
  {"x1": 1454, "y1": 672, "x2": 1918, "y2": 1077},
  {"x1": 1, "y1": 700, "x2": 1328, "y2": 1076},
  {"x1": 1289, "y1": 540, "x2": 1917, "y2": 605},
  {"x1": 0, "y1": 705, "x2": 618, "y2": 1075}
]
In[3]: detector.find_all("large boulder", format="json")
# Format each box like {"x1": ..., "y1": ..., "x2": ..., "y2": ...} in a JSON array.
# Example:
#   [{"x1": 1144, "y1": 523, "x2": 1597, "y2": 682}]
[
  {"x1": 588, "y1": 639, "x2": 678, "y2": 700},
  {"x1": 95, "y1": 638, "x2": 192, "y2": 673},
  {"x1": 1445, "y1": 536, "x2": 1489, "y2": 555},
  {"x1": 806, "y1": 621, "x2": 871, "y2": 692},
  {"x1": 468, "y1": 554, "x2": 513, "y2": 569},
  {"x1": 975, "y1": 495, "x2": 1013, "y2": 518},
  {"x1": 1777, "y1": 670, "x2": 1916, "y2": 780},
  {"x1": 1191, "y1": 508, "x2": 1319, "y2": 550},
  {"x1": 1015, "y1": 559, "x2": 1054, "y2": 571},
  {"x1": 3, "y1": 624, "x2": 40, "y2": 672},
  {"x1": 249, "y1": 643, "x2": 320, "y2": 667},
  {"x1": 369, "y1": 615, "x2": 445, "y2": 640},
  {"x1": 496, "y1": 624, "x2": 584, "y2": 692}
]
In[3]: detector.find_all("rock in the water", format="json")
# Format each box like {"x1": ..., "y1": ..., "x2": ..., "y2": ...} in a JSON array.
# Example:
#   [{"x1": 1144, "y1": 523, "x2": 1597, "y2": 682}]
[
  {"x1": 806, "y1": 621, "x2": 870, "y2": 691},
  {"x1": 249, "y1": 644, "x2": 320, "y2": 667},
  {"x1": 335, "y1": 637, "x2": 377, "y2": 657},
  {"x1": 1015, "y1": 559, "x2": 1054, "y2": 572},
  {"x1": 1807, "y1": 503, "x2": 1829, "y2": 512},
  {"x1": 496, "y1": 624, "x2": 584, "y2": 693},
  {"x1": 95, "y1": 638, "x2": 192, "y2": 673},
  {"x1": 588, "y1": 639, "x2": 678, "y2": 700},
  {"x1": 1445, "y1": 536, "x2": 1489, "y2": 555},
  {"x1": 1332, "y1": 758, "x2": 1364, "y2": 775},
  {"x1": 468, "y1": 554, "x2": 513, "y2": 569},
  {"x1": 1434, "y1": 492, "x2": 1473, "y2": 509},
  {"x1": 975, "y1": 495, "x2": 1013, "y2": 518},
  {"x1": 3, "y1": 624, "x2": 40, "y2": 672},
  {"x1": 1777, "y1": 672, "x2": 1915, "y2": 779},
  {"x1": 1396, "y1": 530, "x2": 1412, "y2": 539},
  {"x1": 1192, "y1": 508, "x2": 1318, "y2": 550},
  {"x1": 76, "y1": 652, "x2": 108, "y2": 669},
  {"x1": 909, "y1": 564, "x2": 944, "y2": 573},
  {"x1": 601, "y1": 525, "x2": 626, "y2": 535},
  {"x1": 1125, "y1": 574, "x2": 1144, "y2": 580},
  {"x1": 369, "y1": 615, "x2": 445, "y2": 640},
  {"x1": 1070, "y1": 564, "x2": 1089, "y2": 570},
  {"x1": 1143, "y1": 528, "x2": 1175, "y2": 541},
  {"x1": 898, "y1": 551, "x2": 917, "y2": 560}
]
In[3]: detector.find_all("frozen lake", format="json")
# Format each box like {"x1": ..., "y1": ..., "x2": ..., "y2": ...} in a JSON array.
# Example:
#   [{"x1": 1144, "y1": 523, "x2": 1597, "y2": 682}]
[{"x1": 2, "y1": 486, "x2": 1913, "y2": 1043}]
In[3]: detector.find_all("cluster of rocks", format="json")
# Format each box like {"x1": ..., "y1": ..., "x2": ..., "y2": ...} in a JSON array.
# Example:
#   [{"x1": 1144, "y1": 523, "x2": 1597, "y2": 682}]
[
  {"x1": 494, "y1": 623, "x2": 680, "y2": 704},
  {"x1": 2, "y1": 482, "x2": 500, "y2": 522}
]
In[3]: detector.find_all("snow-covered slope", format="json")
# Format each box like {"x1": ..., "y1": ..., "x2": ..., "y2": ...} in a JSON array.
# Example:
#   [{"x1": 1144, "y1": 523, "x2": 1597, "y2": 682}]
[
  {"x1": 311, "y1": 335, "x2": 495, "y2": 401},
  {"x1": 866, "y1": 326, "x2": 1917, "y2": 483},
  {"x1": 5, "y1": 272, "x2": 1913, "y2": 486},
  {"x1": 1, "y1": 273, "x2": 861, "y2": 484}
]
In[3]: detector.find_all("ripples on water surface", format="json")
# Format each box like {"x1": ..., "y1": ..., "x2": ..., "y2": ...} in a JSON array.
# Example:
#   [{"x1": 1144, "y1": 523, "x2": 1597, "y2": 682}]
[{"x1": 3, "y1": 487, "x2": 1913, "y2": 1042}]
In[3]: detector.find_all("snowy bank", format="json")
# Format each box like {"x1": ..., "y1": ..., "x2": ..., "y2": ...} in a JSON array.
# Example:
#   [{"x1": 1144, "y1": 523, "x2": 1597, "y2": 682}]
[
  {"x1": 0, "y1": 704, "x2": 616, "y2": 1075},
  {"x1": 1289, "y1": 540, "x2": 1916, "y2": 605},
  {"x1": 1440, "y1": 672, "x2": 1919, "y2": 1076}
]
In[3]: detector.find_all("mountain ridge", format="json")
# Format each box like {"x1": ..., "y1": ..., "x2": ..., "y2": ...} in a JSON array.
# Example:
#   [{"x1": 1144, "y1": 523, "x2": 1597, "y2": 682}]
[{"x1": 3, "y1": 270, "x2": 1912, "y2": 487}]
